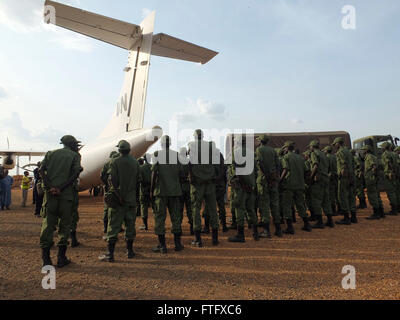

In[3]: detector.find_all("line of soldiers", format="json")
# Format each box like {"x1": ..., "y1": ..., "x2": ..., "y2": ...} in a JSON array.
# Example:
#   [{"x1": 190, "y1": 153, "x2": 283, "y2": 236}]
[{"x1": 38, "y1": 132, "x2": 400, "y2": 266}]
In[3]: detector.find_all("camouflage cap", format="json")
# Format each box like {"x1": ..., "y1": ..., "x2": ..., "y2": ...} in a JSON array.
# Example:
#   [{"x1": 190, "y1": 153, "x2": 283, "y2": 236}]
[
  {"x1": 257, "y1": 134, "x2": 269, "y2": 143},
  {"x1": 361, "y1": 145, "x2": 372, "y2": 152},
  {"x1": 309, "y1": 140, "x2": 320, "y2": 148},
  {"x1": 194, "y1": 129, "x2": 203, "y2": 139},
  {"x1": 60, "y1": 135, "x2": 81, "y2": 145},
  {"x1": 116, "y1": 140, "x2": 131, "y2": 151},
  {"x1": 283, "y1": 140, "x2": 295, "y2": 148},
  {"x1": 332, "y1": 137, "x2": 344, "y2": 145},
  {"x1": 322, "y1": 146, "x2": 332, "y2": 152},
  {"x1": 381, "y1": 142, "x2": 391, "y2": 149}
]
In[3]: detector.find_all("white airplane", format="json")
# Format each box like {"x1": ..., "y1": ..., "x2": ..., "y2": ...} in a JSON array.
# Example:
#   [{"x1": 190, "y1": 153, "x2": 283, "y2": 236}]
[{"x1": 42, "y1": 0, "x2": 218, "y2": 191}]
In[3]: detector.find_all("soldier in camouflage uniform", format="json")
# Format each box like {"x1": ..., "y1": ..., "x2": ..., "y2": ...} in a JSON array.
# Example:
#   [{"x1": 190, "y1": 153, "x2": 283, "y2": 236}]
[
  {"x1": 228, "y1": 136, "x2": 259, "y2": 242},
  {"x1": 303, "y1": 150, "x2": 313, "y2": 219},
  {"x1": 70, "y1": 154, "x2": 83, "y2": 248},
  {"x1": 150, "y1": 136, "x2": 184, "y2": 254},
  {"x1": 361, "y1": 145, "x2": 385, "y2": 219},
  {"x1": 138, "y1": 156, "x2": 152, "y2": 231},
  {"x1": 99, "y1": 140, "x2": 140, "y2": 262},
  {"x1": 178, "y1": 147, "x2": 194, "y2": 235},
  {"x1": 308, "y1": 140, "x2": 334, "y2": 228},
  {"x1": 255, "y1": 135, "x2": 282, "y2": 238},
  {"x1": 381, "y1": 142, "x2": 398, "y2": 215},
  {"x1": 280, "y1": 141, "x2": 312, "y2": 234},
  {"x1": 323, "y1": 146, "x2": 339, "y2": 216},
  {"x1": 351, "y1": 149, "x2": 367, "y2": 209},
  {"x1": 100, "y1": 151, "x2": 119, "y2": 240},
  {"x1": 394, "y1": 146, "x2": 400, "y2": 213},
  {"x1": 188, "y1": 129, "x2": 219, "y2": 247},
  {"x1": 333, "y1": 137, "x2": 357, "y2": 225},
  {"x1": 39, "y1": 135, "x2": 82, "y2": 267}
]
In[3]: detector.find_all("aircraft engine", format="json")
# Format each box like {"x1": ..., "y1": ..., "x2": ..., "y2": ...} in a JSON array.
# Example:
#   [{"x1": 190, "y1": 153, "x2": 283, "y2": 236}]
[{"x1": 2, "y1": 153, "x2": 16, "y2": 170}]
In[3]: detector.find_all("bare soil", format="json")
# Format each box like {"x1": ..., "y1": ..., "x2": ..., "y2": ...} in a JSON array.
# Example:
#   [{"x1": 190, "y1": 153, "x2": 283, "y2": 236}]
[{"x1": 1, "y1": 189, "x2": 400, "y2": 300}]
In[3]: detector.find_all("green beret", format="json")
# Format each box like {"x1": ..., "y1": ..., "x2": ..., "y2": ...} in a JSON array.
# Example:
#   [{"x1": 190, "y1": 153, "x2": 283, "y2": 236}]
[
  {"x1": 332, "y1": 137, "x2": 344, "y2": 145},
  {"x1": 257, "y1": 134, "x2": 269, "y2": 143},
  {"x1": 283, "y1": 140, "x2": 295, "y2": 148},
  {"x1": 309, "y1": 140, "x2": 320, "y2": 148},
  {"x1": 60, "y1": 135, "x2": 81, "y2": 145},
  {"x1": 116, "y1": 140, "x2": 131, "y2": 151}
]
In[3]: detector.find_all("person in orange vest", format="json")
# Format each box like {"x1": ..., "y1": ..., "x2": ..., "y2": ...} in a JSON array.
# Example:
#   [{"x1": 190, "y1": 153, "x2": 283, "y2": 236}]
[{"x1": 21, "y1": 171, "x2": 31, "y2": 207}]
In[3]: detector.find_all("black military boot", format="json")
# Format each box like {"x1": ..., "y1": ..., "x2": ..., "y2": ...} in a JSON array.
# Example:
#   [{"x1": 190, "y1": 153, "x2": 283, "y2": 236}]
[
  {"x1": 350, "y1": 212, "x2": 358, "y2": 223},
  {"x1": 70, "y1": 231, "x2": 80, "y2": 248},
  {"x1": 302, "y1": 217, "x2": 312, "y2": 232},
  {"x1": 387, "y1": 205, "x2": 398, "y2": 216},
  {"x1": 189, "y1": 223, "x2": 194, "y2": 235},
  {"x1": 126, "y1": 239, "x2": 135, "y2": 258},
  {"x1": 283, "y1": 219, "x2": 295, "y2": 235},
  {"x1": 152, "y1": 235, "x2": 167, "y2": 254},
  {"x1": 311, "y1": 215, "x2": 325, "y2": 229},
  {"x1": 274, "y1": 223, "x2": 283, "y2": 237},
  {"x1": 201, "y1": 216, "x2": 210, "y2": 234},
  {"x1": 57, "y1": 246, "x2": 71, "y2": 268},
  {"x1": 259, "y1": 223, "x2": 272, "y2": 238},
  {"x1": 139, "y1": 218, "x2": 149, "y2": 231},
  {"x1": 221, "y1": 217, "x2": 229, "y2": 233},
  {"x1": 336, "y1": 212, "x2": 351, "y2": 225},
  {"x1": 325, "y1": 215, "x2": 335, "y2": 228},
  {"x1": 229, "y1": 214, "x2": 237, "y2": 230},
  {"x1": 41, "y1": 247, "x2": 52, "y2": 267},
  {"x1": 212, "y1": 229, "x2": 219, "y2": 246},
  {"x1": 174, "y1": 233, "x2": 184, "y2": 252},
  {"x1": 309, "y1": 209, "x2": 317, "y2": 221},
  {"x1": 252, "y1": 224, "x2": 260, "y2": 241},
  {"x1": 366, "y1": 208, "x2": 380, "y2": 220},
  {"x1": 98, "y1": 242, "x2": 115, "y2": 262},
  {"x1": 191, "y1": 231, "x2": 203, "y2": 248},
  {"x1": 257, "y1": 220, "x2": 263, "y2": 227},
  {"x1": 379, "y1": 207, "x2": 386, "y2": 219},
  {"x1": 228, "y1": 226, "x2": 245, "y2": 243},
  {"x1": 361, "y1": 199, "x2": 368, "y2": 209}
]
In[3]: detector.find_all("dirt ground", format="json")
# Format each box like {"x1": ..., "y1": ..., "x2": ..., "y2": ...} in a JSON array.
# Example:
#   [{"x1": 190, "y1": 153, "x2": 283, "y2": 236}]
[{"x1": 1, "y1": 189, "x2": 400, "y2": 300}]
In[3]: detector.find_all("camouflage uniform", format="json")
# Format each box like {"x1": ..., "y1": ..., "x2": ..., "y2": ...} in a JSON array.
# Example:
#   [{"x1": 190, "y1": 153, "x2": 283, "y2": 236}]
[
  {"x1": 255, "y1": 135, "x2": 282, "y2": 238},
  {"x1": 381, "y1": 142, "x2": 398, "y2": 214},
  {"x1": 323, "y1": 146, "x2": 339, "y2": 215},
  {"x1": 139, "y1": 159, "x2": 152, "y2": 230}
]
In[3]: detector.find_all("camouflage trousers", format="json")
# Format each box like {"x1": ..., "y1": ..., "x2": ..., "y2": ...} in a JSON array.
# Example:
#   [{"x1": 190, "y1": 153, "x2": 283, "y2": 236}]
[
  {"x1": 179, "y1": 186, "x2": 193, "y2": 225},
  {"x1": 106, "y1": 204, "x2": 137, "y2": 243},
  {"x1": 140, "y1": 191, "x2": 151, "y2": 219},
  {"x1": 70, "y1": 192, "x2": 79, "y2": 232},
  {"x1": 338, "y1": 177, "x2": 356, "y2": 214},
  {"x1": 281, "y1": 188, "x2": 307, "y2": 220},
  {"x1": 310, "y1": 180, "x2": 332, "y2": 217},
  {"x1": 191, "y1": 183, "x2": 218, "y2": 232},
  {"x1": 355, "y1": 177, "x2": 366, "y2": 202},
  {"x1": 329, "y1": 178, "x2": 338, "y2": 210},
  {"x1": 365, "y1": 182, "x2": 383, "y2": 210},
  {"x1": 40, "y1": 193, "x2": 72, "y2": 248},
  {"x1": 257, "y1": 182, "x2": 281, "y2": 224},
  {"x1": 384, "y1": 178, "x2": 398, "y2": 209},
  {"x1": 153, "y1": 196, "x2": 182, "y2": 235},
  {"x1": 231, "y1": 187, "x2": 257, "y2": 227}
]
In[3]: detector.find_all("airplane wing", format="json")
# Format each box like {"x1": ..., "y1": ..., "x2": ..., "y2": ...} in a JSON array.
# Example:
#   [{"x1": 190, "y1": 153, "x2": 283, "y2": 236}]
[
  {"x1": 0, "y1": 151, "x2": 46, "y2": 157},
  {"x1": 152, "y1": 33, "x2": 218, "y2": 64}
]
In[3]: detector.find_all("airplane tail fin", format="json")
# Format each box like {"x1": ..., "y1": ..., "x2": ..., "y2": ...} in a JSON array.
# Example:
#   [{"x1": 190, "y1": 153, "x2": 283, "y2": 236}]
[{"x1": 44, "y1": 0, "x2": 218, "y2": 138}]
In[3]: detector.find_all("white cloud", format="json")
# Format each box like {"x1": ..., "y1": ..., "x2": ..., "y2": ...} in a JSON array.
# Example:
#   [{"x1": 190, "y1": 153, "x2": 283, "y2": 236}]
[
  {"x1": 0, "y1": 112, "x2": 68, "y2": 150},
  {"x1": 173, "y1": 99, "x2": 228, "y2": 123},
  {"x1": 0, "y1": 86, "x2": 7, "y2": 99},
  {"x1": 0, "y1": 0, "x2": 93, "y2": 52}
]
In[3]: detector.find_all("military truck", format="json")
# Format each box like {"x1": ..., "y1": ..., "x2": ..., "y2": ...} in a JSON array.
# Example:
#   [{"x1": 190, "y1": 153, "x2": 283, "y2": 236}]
[
  {"x1": 353, "y1": 135, "x2": 399, "y2": 156},
  {"x1": 225, "y1": 131, "x2": 351, "y2": 157}
]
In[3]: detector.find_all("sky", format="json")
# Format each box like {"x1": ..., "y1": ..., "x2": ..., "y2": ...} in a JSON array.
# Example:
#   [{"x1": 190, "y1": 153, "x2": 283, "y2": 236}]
[{"x1": 0, "y1": 0, "x2": 400, "y2": 173}]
